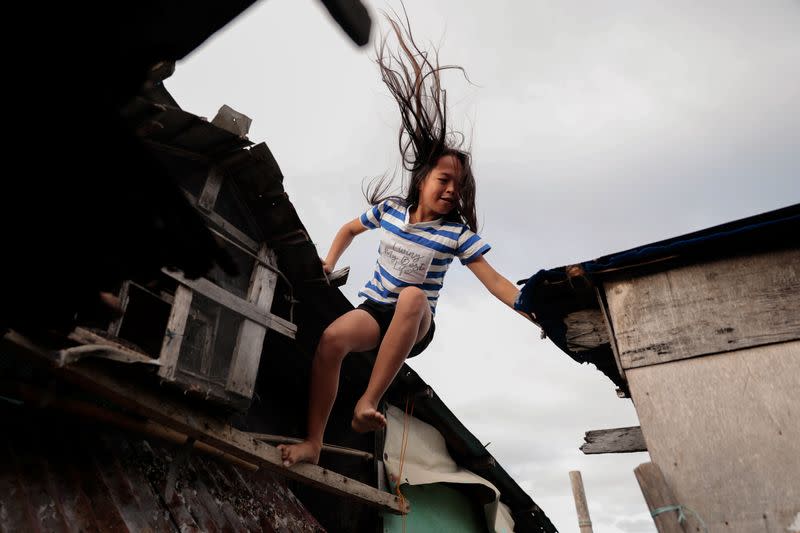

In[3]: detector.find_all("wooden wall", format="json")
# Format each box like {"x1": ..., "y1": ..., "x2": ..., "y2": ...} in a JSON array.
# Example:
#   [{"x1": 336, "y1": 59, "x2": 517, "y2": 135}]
[
  {"x1": 602, "y1": 248, "x2": 800, "y2": 532},
  {"x1": 605, "y1": 248, "x2": 800, "y2": 370},
  {"x1": 626, "y1": 341, "x2": 799, "y2": 532}
]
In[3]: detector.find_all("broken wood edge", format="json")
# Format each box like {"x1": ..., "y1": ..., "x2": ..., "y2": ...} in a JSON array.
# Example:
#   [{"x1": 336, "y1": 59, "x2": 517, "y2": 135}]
[
  {"x1": 327, "y1": 266, "x2": 350, "y2": 287},
  {"x1": 3, "y1": 331, "x2": 408, "y2": 515},
  {"x1": 580, "y1": 426, "x2": 647, "y2": 455}
]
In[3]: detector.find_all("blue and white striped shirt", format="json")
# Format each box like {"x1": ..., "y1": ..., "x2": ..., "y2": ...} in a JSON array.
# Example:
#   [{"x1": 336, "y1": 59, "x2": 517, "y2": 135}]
[{"x1": 358, "y1": 199, "x2": 491, "y2": 315}]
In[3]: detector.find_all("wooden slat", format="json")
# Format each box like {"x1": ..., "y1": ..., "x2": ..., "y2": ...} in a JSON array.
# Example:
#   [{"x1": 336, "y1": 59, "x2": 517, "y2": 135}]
[
  {"x1": 68, "y1": 328, "x2": 157, "y2": 366},
  {"x1": 605, "y1": 248, "x2": 800, "y2": 369},
  {"x1": 580, "y1": 426, "x2": 646, "y2": 454},
  {"x1": 2, "y1": 332, "x2": 407, "y2": 515},
  {"x1": 251, "y1": 433, "x2": 373, "y2": 461},
  {"x1": 634, "y1": 462, "x2": 687, "y2": 533},
  {"x1": 162, "y1": 270, "x2": 295, "y2": 339},
  {"x1": 182, "y1": 190, "x2": 259, "y2": 253},
  {"x1": 198, "y1": 166, "x2": 224, "y2": 212},
  {"x1": 226, "y1": 246, "x2": 277, "y2": 398},
  {"x1": 627, "y1": 341, "x2": 800, "y2": 531},
  {"x1": 595, "y1": 286, "x2": 626, "y2": 383},
  {"x1": 158, "y1": 286, "x2": 193, "y2": 380},
  {"x1": 564, "y1": 309, "x2": 609, "y2": 352},
  {"x1": 107, "y1": 281, "x2": 131, "y2": 337}
]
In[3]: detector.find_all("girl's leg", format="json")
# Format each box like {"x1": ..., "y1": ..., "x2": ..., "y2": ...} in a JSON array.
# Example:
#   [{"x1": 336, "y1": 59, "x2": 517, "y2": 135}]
[
  {"x1": 279, "y1": 309, "x2": 380, "y2": 466},
  {"x1": 352, "y1": 287, "x2": 432, "y2": 432}
]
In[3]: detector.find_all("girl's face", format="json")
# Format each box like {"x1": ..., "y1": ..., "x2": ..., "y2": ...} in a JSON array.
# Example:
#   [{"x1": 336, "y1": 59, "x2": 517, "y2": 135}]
[{"x1": 418, "y1": 155, "x2": 462, "y2": 216}]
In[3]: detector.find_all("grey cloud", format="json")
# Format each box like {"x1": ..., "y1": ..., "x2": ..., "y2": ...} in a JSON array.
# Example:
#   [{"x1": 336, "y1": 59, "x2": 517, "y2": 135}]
[{"x1": 166, "y1": 2, "x2": 798, "y2": 532}]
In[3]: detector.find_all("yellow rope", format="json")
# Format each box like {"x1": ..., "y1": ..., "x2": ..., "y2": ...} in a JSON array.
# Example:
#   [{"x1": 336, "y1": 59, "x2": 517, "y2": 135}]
[{"x1": 396, "y1": 396, "x2": 415, "y2": 533}]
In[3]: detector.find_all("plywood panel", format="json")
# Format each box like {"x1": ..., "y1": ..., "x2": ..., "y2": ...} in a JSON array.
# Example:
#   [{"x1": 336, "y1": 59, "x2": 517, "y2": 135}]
[
  {"x1": 627, "y1": 341, "x2": 800, "y2": 533},
  {"x1": 605, "y1": 249, "x2": 800, "y2": 369}
]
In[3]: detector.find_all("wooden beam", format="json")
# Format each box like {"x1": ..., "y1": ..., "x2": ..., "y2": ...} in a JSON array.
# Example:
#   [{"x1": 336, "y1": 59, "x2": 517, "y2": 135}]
[
  {"x1": 198, "y1": 166, "x2": 224, "y2": 212},
  {"x1": 3, "y1": 331, "x2": 407, "y2": 515},
  {"x1": 158, "y1": 285, "x2": 193, "y2": 380},
  {"x1": 226, "y1": 246, "x2": 277, "y2": 398},
  {"x1": 182, "y1": 189, "x2": 259, "y2": 253},
  {"x1": 634, "y1": 462, "x2": 687, "y2": 533},
  {"x1": 595, "y1": 286, "x2": 626, "y2": 384},
  {"x1": 68, "y1": 327, "x2": 155, "y2": 366},
  {"x1": 569, "y1": 471, "x2": 594, "y2": 533},
  {"x1": 107, "y1": 281, "x2": 131, "y2": 337},
  {"x1": 580, "y1": 426, "x2": 646, "y2": 454},
  {"x1": 162, "y1": 270, "x2": 296, "y2": 339},
  {"x1": 251, "y1": 433, "x2": 373, "y2": 461},
  {"x1": 605, "y1": 248, "x2": 800, "y2": 369}
]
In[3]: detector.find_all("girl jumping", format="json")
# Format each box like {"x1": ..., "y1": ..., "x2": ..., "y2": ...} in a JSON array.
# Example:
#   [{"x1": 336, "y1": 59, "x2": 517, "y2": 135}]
[{"x1": 279, "y1": 13, "x2": 526, "y2": 467}]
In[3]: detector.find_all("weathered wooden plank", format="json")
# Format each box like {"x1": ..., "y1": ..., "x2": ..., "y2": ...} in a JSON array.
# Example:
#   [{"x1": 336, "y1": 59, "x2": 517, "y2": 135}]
[
  {"x1": 595, "y1": 286, "x2": 627, "y2": 384},
  {"x1": 157, "y1": 286, "x2": 193, "y2": 380},
  {"x1": 634, "y1": 462, "x2": 687, "y2": 533},
  {"x1": 564, "y1": 309, "x2": 609, "y2": 352},
  {"x1": 162, "y1": 269, "x2": 296, "y2": 339},
  {"x1": 197, "y1": 166, "x2": 224, "y2": 212},
  {"x1": 605, "y1": 248, "x2": 800, "y2": 369},
  {"x1": 251, "y1": 433, "x2": 373, "y2": 461},
  {"x1": 226, "y1": 246, "x2": 276, "y2": 398},
  {"x1": 67, "y1": 327, "x2": 158, "y2": 366},
  {"x1": 3, "y1": 332, "x2": 407, "y2": 515},
  {"x1": 580, "y1": 426, "x2": 646, "y2": 454},
  {"x1": 569, "y1": 471, "x2": 594, "y2": 533},
  {"x1": 211, "y1": 105, "x2": 252, "y2": 138},
  {"x1": 107, "y1": 281, "x2": 130, "y2": 337},
  {"x1": 182, "y1": 189, "x2": 259, "y2": 253},
  {"x1": 628, "y1": 341, "x2": 800, "y2": 532}
]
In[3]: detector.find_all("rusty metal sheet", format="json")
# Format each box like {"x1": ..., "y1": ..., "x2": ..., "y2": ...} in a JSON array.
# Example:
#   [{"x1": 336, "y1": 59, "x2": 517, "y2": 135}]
[{"x1": 0, "y1": 405, "x2": 325, "y2": 533}]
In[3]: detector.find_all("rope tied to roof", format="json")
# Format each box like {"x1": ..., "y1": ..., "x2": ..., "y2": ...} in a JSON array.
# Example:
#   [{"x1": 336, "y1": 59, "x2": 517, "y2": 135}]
[
  {"x1": 650, "y1": 504, "x2": 708, "y2": 532},
  {"x1": 396, "y1": 395, "x2": 416, "y2": 531}
]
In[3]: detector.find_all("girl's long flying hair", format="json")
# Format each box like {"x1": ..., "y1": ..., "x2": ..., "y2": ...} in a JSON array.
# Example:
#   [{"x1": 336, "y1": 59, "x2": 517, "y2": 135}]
[{"x1": 365, "y1": 9, "x2": 478, "y2": 232}]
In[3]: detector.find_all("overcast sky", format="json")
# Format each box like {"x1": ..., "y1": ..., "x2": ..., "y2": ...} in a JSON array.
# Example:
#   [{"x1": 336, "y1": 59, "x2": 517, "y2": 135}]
[{"x1": 167, "y1": 1, "x2": 799, "y2": 531}]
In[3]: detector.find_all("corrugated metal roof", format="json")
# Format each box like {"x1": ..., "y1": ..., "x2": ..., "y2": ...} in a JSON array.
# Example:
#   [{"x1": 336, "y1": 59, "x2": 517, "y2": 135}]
[{"x1": 1, "y1": 404, "x2": 324, "y2": 533}]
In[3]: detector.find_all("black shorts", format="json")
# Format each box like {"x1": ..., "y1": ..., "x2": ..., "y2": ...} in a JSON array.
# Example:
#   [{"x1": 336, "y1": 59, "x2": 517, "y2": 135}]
[{"x1": 356, "y1": 298, "x2": 435, "y2": 358}]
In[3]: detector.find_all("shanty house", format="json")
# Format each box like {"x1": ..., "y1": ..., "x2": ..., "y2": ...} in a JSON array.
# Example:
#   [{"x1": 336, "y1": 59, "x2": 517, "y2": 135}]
[{"x1": 516, "y1": 204, "x2": 799, "y2": 532}]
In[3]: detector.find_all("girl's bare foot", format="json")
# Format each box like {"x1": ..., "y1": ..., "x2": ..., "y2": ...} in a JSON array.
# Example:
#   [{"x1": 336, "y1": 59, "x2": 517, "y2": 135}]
[
  {"x1": 351, "y1": 399, "x2": 386, "y2": 433},
  {"x1": 277, "y1": 441, "x2": 321, "y2": 467}
]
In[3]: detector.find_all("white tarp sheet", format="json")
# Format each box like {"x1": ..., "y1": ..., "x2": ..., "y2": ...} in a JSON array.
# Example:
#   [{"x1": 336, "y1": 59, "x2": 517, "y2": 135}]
[{"x1": 384, "y1": 404, "x2": 516, "y2": 532}]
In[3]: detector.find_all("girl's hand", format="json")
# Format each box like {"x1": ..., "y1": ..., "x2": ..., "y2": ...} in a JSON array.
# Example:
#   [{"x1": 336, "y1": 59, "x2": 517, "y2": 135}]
[{"x1": 321, "y1": 257, "x2": 332, "y2": 274}]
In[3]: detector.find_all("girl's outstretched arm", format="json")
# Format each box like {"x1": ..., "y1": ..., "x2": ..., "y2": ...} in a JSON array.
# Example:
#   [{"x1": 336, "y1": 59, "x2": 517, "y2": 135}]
[
  {"x1": 467, "y1": 255, "x2": 537, "y2": 322},
  {"x1": 323, "y1": 218, "x2": 367, "y2": 272},
  {"x1": 466, "y1": 255, "x2": 518, "y2": 307}
]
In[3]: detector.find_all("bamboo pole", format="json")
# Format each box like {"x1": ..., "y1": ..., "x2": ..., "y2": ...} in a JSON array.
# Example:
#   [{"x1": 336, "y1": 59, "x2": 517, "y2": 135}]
[
  {"x1": 569, "y1": 470, "x2": 594, "y2": 533},
  {"x1": 634, "y1": 462, "x2": 687, "y2": 533}
]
